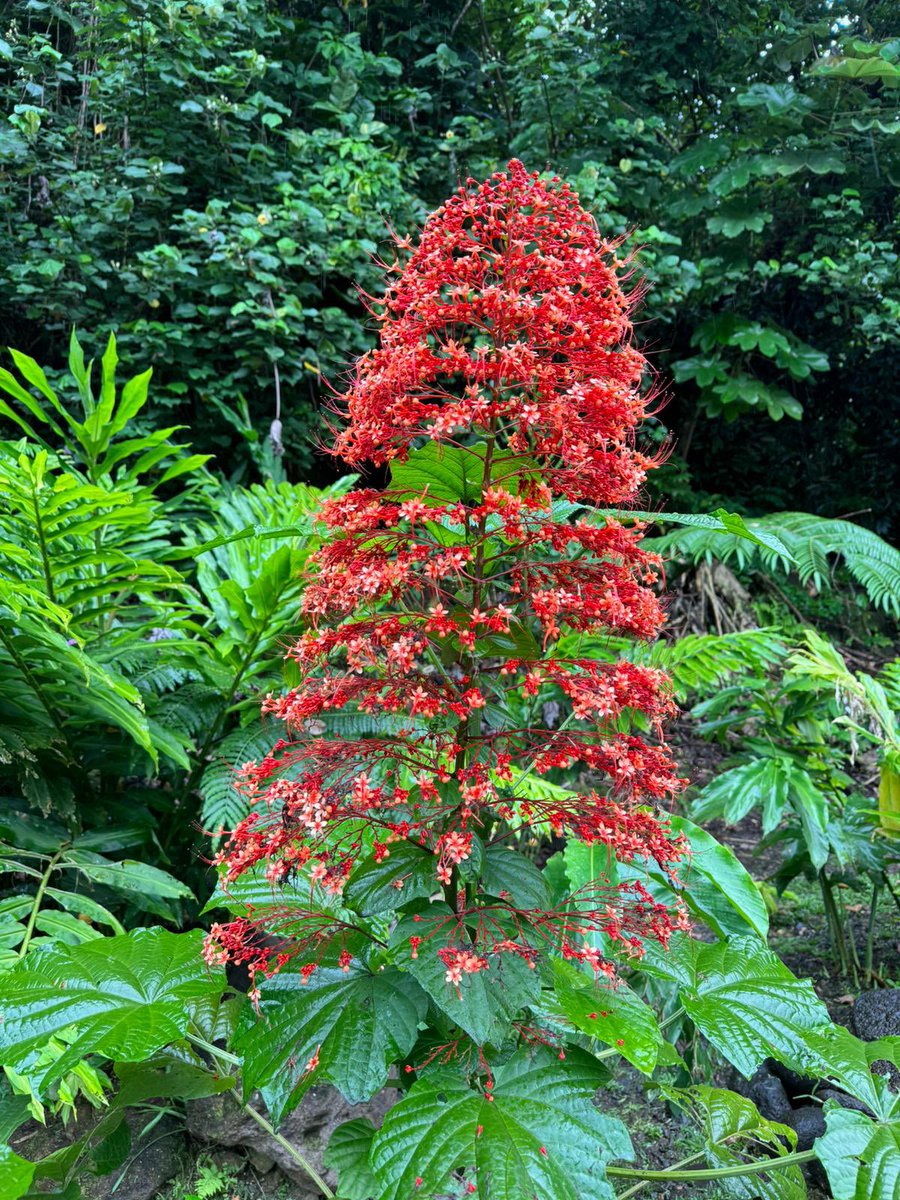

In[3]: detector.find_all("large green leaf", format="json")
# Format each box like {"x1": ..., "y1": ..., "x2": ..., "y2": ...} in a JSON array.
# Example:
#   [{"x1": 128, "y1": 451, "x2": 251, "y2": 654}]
[
  {"x1": 670, "y1": 815, "x2": 769, "y2": 938},
  {"x1": 816, "y1": 1105, "x2": 900, "y2": 1200},
  {"x1": 549, "y1": 958, "x2": 662, "y2": 1073},
  {"x1": 234, "y1": 960, "x2": 428, "y2": 1121},
  {"x1": 675, "y1": 938, "x2": 830, "y2": 1078},
  {"x1": 389, "y1": 443, "x2": 536, "y2": 504},
  {"x1": 344, "y1": 842, "x2": 439, "y2": 914},
  {"x1": 371, "y1": 1047, "x2": 632, "y2": 1200},
  {"x1": 391, "y1": 909, "x2": 541, "y2": 1046},
  {"x1": 481, "y1": 845, "x2": 551, "y2": 910},
  {"x1": 60, "y1": 850, "x2": 194, "y2": 900},
  {"x1": 0, "y1": 929, "x2": 224, "y2": 1090},
  {"x1": 369, "y1": 1051, "x2": 628, "y2": 1200}
]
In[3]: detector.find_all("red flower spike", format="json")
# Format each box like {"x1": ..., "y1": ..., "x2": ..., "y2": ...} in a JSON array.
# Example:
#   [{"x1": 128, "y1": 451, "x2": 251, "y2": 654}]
[{"x1": 205, "y1": 160, "x2": 690, "y2": 1022}]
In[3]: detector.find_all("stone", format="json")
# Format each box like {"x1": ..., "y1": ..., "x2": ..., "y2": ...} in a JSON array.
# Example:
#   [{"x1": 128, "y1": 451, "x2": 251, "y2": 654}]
[
  {"x1": 785, "y1": 1105, "x2": 826, "y2": 1151},
  {"x1": 817, "y1": 1087, "x2": 875, "y2": 1118},
  {"x1": 747, "y1": 1065, "x2": 792, "y2": 1123},
  {"x1": 853, "y1": 989, "x2": 900, "y2": 1042},
  {"x1": 766, "y1": 1058, "x2": 819, "y2": 1101},
  {"x1": 186, "y1": 1084, "x2": 396, "y2": 1199}
]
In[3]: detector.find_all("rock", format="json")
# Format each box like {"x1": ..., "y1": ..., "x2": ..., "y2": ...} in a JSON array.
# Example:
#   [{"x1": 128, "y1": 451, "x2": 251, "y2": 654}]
[
  {"x1": 186, "y1": 1084, "x2": 396, "y2": 1198},
  {"x1": 852, "y1": 991, "x2": 900, "y2": 1092},
  {"x1": 766, "y1": 1058, "x2": 819, "y2": 1102},
  {"x1": 853, "y1": 989, "x2": 900, "y2": 1042},
  {"x1": 747, "y1": 1065, "x2": 793, "y2": 1123},
  {"x1": 817, "y1": 1088, "x2": 875, "y2": 1118},
  {"x1": 786, "y1": 1105, "x2": 826, "y2": 1151}
]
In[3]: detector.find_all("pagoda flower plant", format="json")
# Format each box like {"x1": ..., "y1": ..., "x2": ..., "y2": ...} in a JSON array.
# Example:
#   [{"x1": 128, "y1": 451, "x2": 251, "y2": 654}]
[{"x1": 199, "y1": 163, "x2": 894, "y2": 1200}]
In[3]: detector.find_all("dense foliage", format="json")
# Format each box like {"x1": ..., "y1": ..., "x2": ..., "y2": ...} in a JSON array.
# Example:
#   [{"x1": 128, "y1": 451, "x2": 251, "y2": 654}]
[
  {"x1": 2, "y1": 1, "x2": 899, "y2": 526},
  {"x1": 1, "y1": 158, "x2": 898, "y2": 1200}
]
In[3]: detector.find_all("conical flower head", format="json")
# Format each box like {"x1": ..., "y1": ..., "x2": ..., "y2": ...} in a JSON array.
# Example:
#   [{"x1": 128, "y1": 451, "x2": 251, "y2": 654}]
[{"x1": 335, "y1": 159, "x2": 655, "y2": 504}]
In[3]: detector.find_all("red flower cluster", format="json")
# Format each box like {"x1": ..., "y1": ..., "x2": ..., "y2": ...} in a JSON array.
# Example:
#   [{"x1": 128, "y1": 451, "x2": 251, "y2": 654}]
[{"x1": 206, "y1": 160, "x2": 689, "y2": 1005}]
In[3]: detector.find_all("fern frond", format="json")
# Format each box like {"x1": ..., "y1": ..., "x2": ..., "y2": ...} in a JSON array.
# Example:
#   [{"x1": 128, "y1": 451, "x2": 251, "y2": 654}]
[
  {"x1": 647, "y1": 512, "x2": 900, "y2": 616},
  {"x1": 633, "y1": 628, "x2": 787, "y2": 698}
]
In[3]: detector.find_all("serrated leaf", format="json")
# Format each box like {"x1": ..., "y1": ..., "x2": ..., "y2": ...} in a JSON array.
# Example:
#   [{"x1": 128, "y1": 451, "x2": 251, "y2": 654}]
[
  {"x1": 324, "y1": 1118, "x2": 379, "y2": 1200},
  {"x1": 550, "y1": 958, "x2": 662, "y2": 1073},
  {"x1": 391, "y1": 908, "x2": 541, "y2": 1046},
  {"x1": 665, "y1": 1086, "x2": 804, "y2": 1200},
  {"x1": 234, "y1": 960, "x2": 427, "y2": 1122},
  {"x1": 816, "y1": 1105, "x2": 900, "y2": 1200},
  {"x1": 783, "y1": 1025, "x2": 900, "y2": 1120},
  {"x1": 389, "y1": 443, "x2": 537, "y2": 504},
  {"x1": 344, "y1": 842, "x2": 439, "y2": 914},
  {"x1": 0, "y1": 929, "x2": 224, "y2": 1090},
  {"x1": 481, "y1": 845, "x2": 551, "y2": 910},
  {"x1": 678, "y1": 938, "x2": 830, "y2": 1078},
  {"x1": 371, "y1": 1046, "x2": 632, "y2": 1200}
]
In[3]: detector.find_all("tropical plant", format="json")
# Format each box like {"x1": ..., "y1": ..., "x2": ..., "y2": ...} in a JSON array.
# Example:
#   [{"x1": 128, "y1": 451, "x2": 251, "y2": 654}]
[
  {"x1": 186, "y1": 163, "x2": 894, "y2": 1200},
  {"x1": 686, "y1": 626, "x2": 900, "y2": 980}
]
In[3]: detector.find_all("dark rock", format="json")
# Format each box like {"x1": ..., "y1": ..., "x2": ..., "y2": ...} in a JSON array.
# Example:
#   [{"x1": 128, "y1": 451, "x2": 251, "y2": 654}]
[
  {"x1": 785, "y1": 1105, "x2": 826, "y2": 1151},
  {"x1": 747, "y1": 1065, "x2": 793, "y2": 1123},
  {"x1": 186, "y1": 1084, "x2": 396, "y2": 1199},
  {"x1": 853, "y1": 989, "x2": 900, "y2": 1042},
  {"x1": 818, "y1": 1088, "x2": 875, "y2": 1118},
  {"x1": 871, "y1": 1057, "x2": 900, "y2": 1093},
  {"x1": 766, "y1": 1058, "x2": 819, "y2": 1102}
]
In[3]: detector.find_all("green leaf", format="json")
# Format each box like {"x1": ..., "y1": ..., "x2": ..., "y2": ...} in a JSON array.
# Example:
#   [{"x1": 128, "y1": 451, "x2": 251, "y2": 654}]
[
  {"x1": 816, "y1": 1105, "x2": 900, "y2": 1200},
  {"x1": 0, "y1": 1144, "x2": 35, "y2": 1200},
  {"x1": 783, "y1": 1025, "x2": 900, "y2": 1120},
  {"x1": 344, "y1": 842, "x2": 439, "y2": 914},
  {"x1": 677, "y1": 938, "x2": 830, "y2": 1078},
  {"x1": 670, "y1": 816, "x2": 769, "y2": 939},
  {"x1": 389, "y1": 443, "x2": 537, "y2": 504},
  {"x1": 324, "y1": 1118, "x2": 379, "y2": 1200},
  {"x1": 0, "y1": 929, "x2": 224, "y2": 1090},
  {"x1": 391, "y1": 909, "x2": 541, "y2": 1046},
  {"x1": 616, "y1": 509, "x2": 794, "y2": 561},
  {"x1": 61, "y1": 851, "x2": 194, "y2": 900},
  {"x1": 481, "y1": 846, "x2": 551, "y2": 910},
  {"x1": 234, "y1": 960, "x2": 427, "y2": 1121},
  {"x1": 550, "y1": 958, "x2": 662, "y2": 1073},
  {"x1": 114, "y1": 1055, "x2": 234, "y2": 1105},
  {"x1": 664, "y1": 1085, "x2": 804, "y2": 1200},
  {"x1": 370, "y1": 1046, "x2": 632, "y2": 1200}
]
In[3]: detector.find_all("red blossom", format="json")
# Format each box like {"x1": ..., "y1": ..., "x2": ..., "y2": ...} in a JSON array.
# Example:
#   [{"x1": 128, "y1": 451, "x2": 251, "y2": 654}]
[{"x1": 206, "y1": 160, "x2": 689, "y2": 1005}]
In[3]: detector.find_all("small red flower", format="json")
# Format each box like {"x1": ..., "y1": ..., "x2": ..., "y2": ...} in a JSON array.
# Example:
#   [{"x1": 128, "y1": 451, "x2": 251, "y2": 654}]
[{"x1": 205, "y1": 160, "x2": 689, "y2": 1012}]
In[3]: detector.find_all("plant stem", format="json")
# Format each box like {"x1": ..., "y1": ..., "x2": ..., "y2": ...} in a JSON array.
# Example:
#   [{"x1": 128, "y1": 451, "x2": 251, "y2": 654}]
[
  {"x1": 607, "y1": 1148, "x2": 817, "y2": 1184},
  {"x1": 866, "y1": 877, "x2": 881, "y2": 982},
  {"x1": 18, "y1": 848, "x2": 64, "y2": 957},
  {"x1": 230, "y1": 1089, "x2": 335, "y2": 1199},
  {"x1": 185, "y1": 1033, "x2": 334, "y2": 1198},
  {"x1": 186, "y1": 1033, "x2": 241, "y2": 1067},
  {"x1": 616, "y1": 1150, "x2": 706, "y2": 1199}
]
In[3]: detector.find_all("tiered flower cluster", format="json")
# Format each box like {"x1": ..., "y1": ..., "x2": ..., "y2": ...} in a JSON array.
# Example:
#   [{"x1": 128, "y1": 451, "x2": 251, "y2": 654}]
[{"x1": 206, "y1": 160, "x2": 689, "y2": 1003}]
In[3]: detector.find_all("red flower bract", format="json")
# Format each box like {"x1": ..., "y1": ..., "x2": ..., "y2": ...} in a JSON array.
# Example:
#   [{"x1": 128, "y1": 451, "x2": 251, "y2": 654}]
[{"x1": 206, "y1": 160, "x2": 689, "y2": 1005}]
